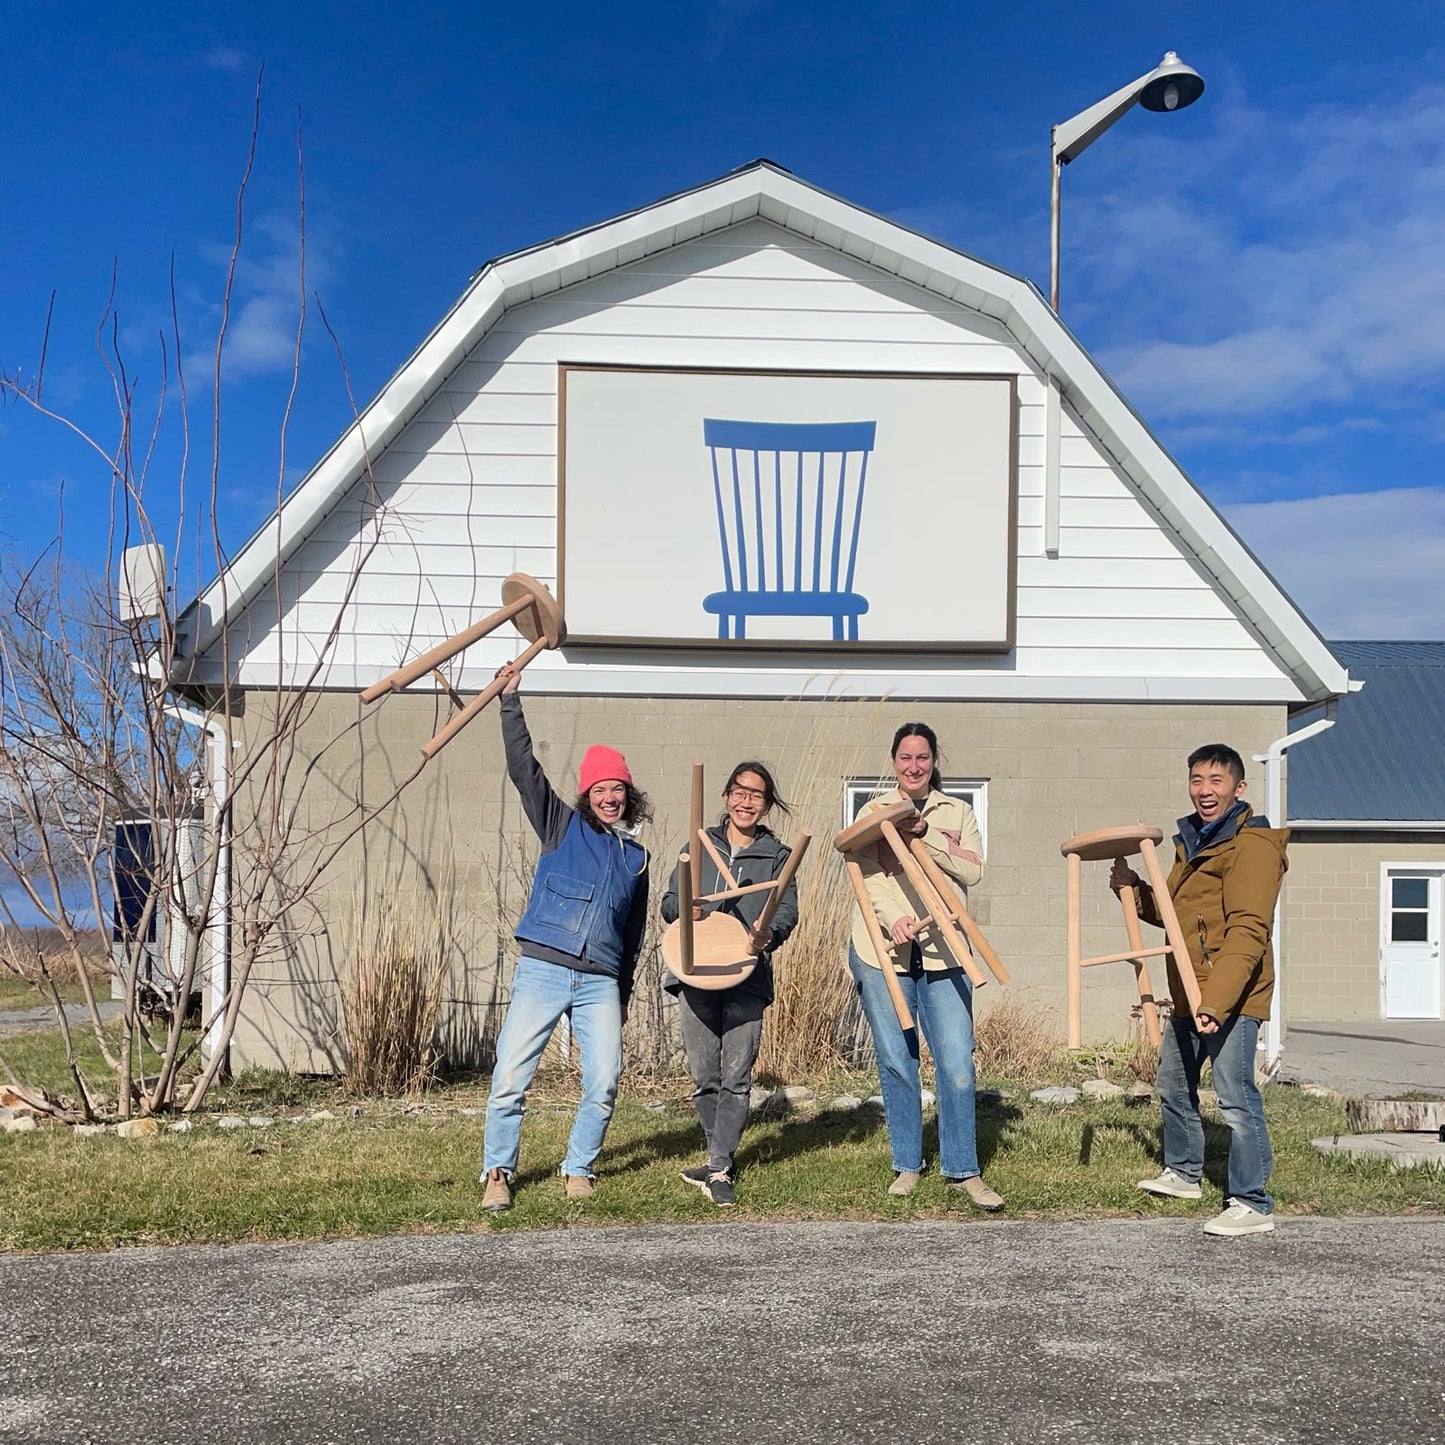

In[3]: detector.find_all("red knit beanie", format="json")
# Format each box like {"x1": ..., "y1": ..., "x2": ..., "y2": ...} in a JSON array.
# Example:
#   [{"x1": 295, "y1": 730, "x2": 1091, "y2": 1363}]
[{"x1": 578, "y1": 744, "x2": 633, "y2": 793}]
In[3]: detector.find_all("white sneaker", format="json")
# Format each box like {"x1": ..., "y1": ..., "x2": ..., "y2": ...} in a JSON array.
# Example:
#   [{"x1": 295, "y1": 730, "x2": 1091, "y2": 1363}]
[
  {"x1": 1204, "y1": 1199, "x2": 1275, "y2": 1237},
  {"x1": 1136, "y1": 1167, "x2": 1202, "y2": 1200}
]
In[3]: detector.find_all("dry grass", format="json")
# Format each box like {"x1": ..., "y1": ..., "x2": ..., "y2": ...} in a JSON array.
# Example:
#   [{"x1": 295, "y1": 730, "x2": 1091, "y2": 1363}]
[
  {"x1": 0, "y1": 926, "x2": 110, "y2": 1009},
  {"x1": 974, "y1": 990, "x2": 1066, "y2": 1081},
  {"x1": 341, "y1": 892, "x2": 447, "y2": 1097}
]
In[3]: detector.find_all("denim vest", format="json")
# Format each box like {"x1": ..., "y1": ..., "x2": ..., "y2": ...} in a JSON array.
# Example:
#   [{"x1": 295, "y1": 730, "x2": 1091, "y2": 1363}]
[{"x1": 515, "y1": 812, "x2": 646, "y2": 974}]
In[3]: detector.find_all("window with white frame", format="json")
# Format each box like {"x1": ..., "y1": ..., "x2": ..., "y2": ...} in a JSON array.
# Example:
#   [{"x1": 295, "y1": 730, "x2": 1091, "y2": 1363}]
[{"x1": 842, "y1": 777, "x2": 989, "y2": 854}]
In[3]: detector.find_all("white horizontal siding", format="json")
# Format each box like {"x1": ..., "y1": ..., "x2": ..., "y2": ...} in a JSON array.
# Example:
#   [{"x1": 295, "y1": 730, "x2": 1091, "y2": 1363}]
[{"x1": 215, "y1": 218, "x2": 1297, "y2": 701}]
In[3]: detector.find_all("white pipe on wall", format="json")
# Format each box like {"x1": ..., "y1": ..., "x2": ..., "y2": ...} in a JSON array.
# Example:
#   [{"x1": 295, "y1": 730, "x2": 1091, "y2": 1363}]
[{"x1": 1253, "y1": 708, "x2": 1338, "y2": 1070}]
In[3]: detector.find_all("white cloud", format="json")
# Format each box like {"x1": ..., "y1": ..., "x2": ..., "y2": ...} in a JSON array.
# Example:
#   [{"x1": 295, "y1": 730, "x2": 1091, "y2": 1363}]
[
  {"x1": 203, "y1": 47, "x2": 248, "y2": 72},
  {"x1": 1227, "y1": 487, "x2": 1445, "y2": 638},
  {"x1": 1083, "y1": 84, "x2": 1445, "y2": 426}
]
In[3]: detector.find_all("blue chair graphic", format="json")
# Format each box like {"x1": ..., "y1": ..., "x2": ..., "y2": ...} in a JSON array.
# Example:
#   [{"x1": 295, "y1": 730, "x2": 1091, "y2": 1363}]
[{"x1": 701, "y1": 418, "x2": 876, "y2": 641}]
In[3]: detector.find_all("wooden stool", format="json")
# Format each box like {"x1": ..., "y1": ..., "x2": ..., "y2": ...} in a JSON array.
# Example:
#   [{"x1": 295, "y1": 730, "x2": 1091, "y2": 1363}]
[
  {"x1": 1059, "y1": 824, "x2": 1201, "y2": 1049},
  {"x1": 833, "y1": 800, "x2": 1010, "y2": 1032},
  {"x1": 359, "y1": 572, "x2": 566, "y2": 760},
  {"x1": 661, "y1": 762, "x2": 812, "y2": 990}
]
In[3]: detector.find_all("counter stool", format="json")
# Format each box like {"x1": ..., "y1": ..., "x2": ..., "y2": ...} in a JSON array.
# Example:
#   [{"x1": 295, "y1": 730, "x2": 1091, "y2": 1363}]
[{"x1": 1059, "y1": 824, "x2": 1201, "y2": 1049}]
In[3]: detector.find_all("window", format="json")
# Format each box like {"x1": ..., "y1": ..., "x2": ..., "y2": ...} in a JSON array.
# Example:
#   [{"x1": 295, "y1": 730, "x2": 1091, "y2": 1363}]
[
  {"x1": 843, "y1": 777, "x2": 989, "y2": 855},
  {"x1": 1390, "y1": 876, "x2": 1431, "y2": 943}
]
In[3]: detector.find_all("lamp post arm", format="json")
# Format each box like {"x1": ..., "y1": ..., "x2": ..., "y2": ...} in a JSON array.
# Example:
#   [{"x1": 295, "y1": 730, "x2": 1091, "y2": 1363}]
[{"x1": 1052, "y1": 65, "x2": 1160, "y2": 165}]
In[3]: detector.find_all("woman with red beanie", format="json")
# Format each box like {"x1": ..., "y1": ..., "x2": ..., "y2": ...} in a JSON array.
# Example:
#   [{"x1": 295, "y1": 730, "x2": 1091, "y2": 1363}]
[{"x1": 480, "y1": 663, "x2": 651, "y2": 1211}]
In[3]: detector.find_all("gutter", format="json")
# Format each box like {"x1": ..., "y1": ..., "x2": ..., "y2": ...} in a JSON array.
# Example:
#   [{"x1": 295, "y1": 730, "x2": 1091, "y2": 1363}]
[
  {"x1": 1252, "y1": 691, "x2": 1358, "y2": 1069},
  {"x1": 165, "y1": 701, "x2": 233, "y2": 1068}
]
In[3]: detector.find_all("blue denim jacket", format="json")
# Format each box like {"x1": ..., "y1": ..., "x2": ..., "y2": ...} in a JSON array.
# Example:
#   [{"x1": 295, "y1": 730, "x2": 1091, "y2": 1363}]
[{"x1": 516, "y1": 811, "x2": 647, "y2": 975}]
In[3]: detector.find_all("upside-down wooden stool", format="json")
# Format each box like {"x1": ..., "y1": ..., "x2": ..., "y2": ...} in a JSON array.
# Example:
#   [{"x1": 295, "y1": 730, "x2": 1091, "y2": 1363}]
[
  {"x1": 1059, "y1": 824, "x2": 1201, "y2": 1050},
  {"x1": 832, "y1": 800, "x2": 1010, "y2": 1033},
  {"x1": 661, "y1": 762, "x2": 812, "y2": 990},
  {"x1": 359, "y1": 572, "x2": 566, "y2": 761}
]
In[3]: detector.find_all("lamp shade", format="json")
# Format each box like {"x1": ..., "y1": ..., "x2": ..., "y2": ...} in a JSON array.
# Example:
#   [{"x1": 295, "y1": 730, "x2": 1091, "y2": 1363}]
[{"x1": 1139, "y1": 52, "x2": 1205, "y2": 113}]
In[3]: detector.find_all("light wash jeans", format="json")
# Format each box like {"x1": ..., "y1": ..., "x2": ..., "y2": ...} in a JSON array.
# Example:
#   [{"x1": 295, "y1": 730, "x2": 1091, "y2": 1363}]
[
  {"x1": 1157, "y1": 1014, "x2": 1274, "y2": 1214},
  {"x1": 481, "y1": 956, "x2": 623, "y2": 1180},
  {"x1": 849, "y1": 945, "x2": 980, "y2": 1180}
]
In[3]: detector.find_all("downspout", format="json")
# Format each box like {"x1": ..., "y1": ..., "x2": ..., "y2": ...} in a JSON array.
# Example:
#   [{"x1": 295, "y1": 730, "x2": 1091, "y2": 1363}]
[
  {"x1": 1252, "y1": 703, "x2": 1340, "y2": 1071},
  {"x1": 165, "y1": 701, "x2": 232, "y2": 1067}
]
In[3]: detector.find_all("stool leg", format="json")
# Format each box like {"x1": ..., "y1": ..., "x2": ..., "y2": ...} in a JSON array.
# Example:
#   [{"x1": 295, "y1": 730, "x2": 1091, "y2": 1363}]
[
  {"x1": 1066, "y1": 850, "x2": 1082, "y2": 1049},
  {"x1": 1117, "y1": 861, "x2": 1162, "y2": 1048},
  {"x1": 1139, "y1": 837, "x2": 1202, "y2": 1019}
]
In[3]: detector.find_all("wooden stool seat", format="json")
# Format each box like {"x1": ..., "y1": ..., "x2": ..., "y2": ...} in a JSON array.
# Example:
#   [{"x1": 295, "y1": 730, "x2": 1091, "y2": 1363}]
[
  {"x1": 1061, "y1": 822, "x2": 1201, "y2": 1049},
  {"x1": 1059, "y1": 824, "x2": 1164, "y2": 863}
]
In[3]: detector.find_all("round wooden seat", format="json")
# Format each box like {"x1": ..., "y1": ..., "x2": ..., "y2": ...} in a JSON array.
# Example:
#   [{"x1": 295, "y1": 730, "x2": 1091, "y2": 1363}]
[
  {"x1": 832, "y1": 799, "x2": 916, "y2": 854},
  {"x1": 501, "y1": 571, "x2": 567, "y2": 648},
  {"x1": 660, "y1": 913, "x2": 757, "y2": 990},
  {"x1": 1060, "y1": 823, "x2": 1164, "y2": 863}
]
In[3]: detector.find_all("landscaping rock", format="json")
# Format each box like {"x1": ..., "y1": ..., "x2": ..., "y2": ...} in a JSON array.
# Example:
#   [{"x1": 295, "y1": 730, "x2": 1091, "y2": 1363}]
[
  {"x1": 169, "y1": 1118, "x2": 195, "y2": 1133},
  {"x1": 308, "y1": 1109, "x2": 336, "y2": 1121},
  {"x1": 0, "y1": 1085, "x2": 31, "y2": 1109},
  {"x1": 781, "y1": 1085, "x2": 816, "y2": 1106},
  {"x1": 749, "y1": 1086, "x2": 775, "y2": 1111},
  {"x1": 831, "y1": 1094, "x2": 864, "y2": 1110},
  {"x1": 1030, "y1": 1086, "x2": 1080, "y2": 1105},
  {"x1": 1312, "y1": 1133, "x2": 1445, "y2": 1171},
  {"x1": 644, "y1": 1101, "x2": 667, "y2": 1112},
  {"x1": 4, "y1": 1115, "x2": 39, "y2": 1133},
  {"x1": 117, "y1": 1118, "x2": 158, "y2": 1139},
  {"x1": 285, "y1": 1114, "x2": 309, "y2": 1125},
  {"x1": 458, "y1": 1107, "x2": 484, "y2": 1117},
  {"x1": 0, "y1": 1105, "x2": 14, "y2": 1125},
  {"x1": 1081, "y1": 1079, "x2": 1125, "y2": 1100},
  {"x1": 347, "y1": 1105, "x2": 363, "y2": 1118},
  {"x1": 919, "y1": 1089, "x2": 935, "y2": 1109},
  {"x1": 73, "y1": 1123, "x2": 108, "y2": 1137},
  {"x1": 247, "y1": 1116, "x2": 274, "y2": 1128},
  {"x1": 864, "y1": 1094, "x2": 885, "y2": 1109},
  {"x1": 1127, "y1": 1082, "x2": 1155, "y2": 1103},
  {"x1": 217, "y1": 1115, "x2": 246, "y2": 1129},
  {"x1": 1302, "y1": 1084, "x2": 1342, "y2": 1101}
]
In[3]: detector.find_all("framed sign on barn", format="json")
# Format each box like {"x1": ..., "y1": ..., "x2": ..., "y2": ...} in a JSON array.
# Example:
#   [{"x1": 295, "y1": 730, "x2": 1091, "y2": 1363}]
[{"x1": 559, "y1": 364, "x2": 1017, "y2": 650}]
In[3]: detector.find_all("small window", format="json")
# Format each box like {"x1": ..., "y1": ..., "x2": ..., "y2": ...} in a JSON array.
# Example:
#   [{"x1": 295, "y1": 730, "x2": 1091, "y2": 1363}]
[
  {"x1": 843, "y1": 777, "x2": 988, "y2": 855},
  {"x1": 1389, "y1": 875, "x2": 1432, "y2": 943},
  {"x1": 1392, "y1": 877, "x2": 1429, "y2": 910}
]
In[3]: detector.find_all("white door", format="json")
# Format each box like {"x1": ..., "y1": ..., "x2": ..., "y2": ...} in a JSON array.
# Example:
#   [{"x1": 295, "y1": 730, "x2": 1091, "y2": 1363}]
[{"x1": 1381, "y1": 870, "x2": 1443, "y2": 1019}]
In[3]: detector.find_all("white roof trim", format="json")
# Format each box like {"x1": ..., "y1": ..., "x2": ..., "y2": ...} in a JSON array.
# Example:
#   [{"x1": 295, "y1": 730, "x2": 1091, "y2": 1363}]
[
  {"x1": 176, "y1": 162, "x2": 1349, "y2": 703},
  {"x1": 1288, "y1": 820, "x2": 1445, "y2": 831}
]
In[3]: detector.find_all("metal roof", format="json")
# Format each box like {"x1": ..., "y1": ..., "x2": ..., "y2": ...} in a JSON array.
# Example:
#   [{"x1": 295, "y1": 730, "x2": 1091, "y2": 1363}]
[{"x1": 1288, "y1": 642, "x2": 1445, "y2": 823}]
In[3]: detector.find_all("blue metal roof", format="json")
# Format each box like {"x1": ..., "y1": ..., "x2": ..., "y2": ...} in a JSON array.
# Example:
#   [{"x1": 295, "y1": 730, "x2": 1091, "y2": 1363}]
[{"x1": 1288, "y1": 642, "x2": 1445, "y2": 822}]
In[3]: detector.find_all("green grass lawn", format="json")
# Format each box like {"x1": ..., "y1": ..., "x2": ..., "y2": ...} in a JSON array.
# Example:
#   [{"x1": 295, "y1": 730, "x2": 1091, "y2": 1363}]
[{"x1": 2, "y1": 1031, "x2": 1438, "y2": 1252}]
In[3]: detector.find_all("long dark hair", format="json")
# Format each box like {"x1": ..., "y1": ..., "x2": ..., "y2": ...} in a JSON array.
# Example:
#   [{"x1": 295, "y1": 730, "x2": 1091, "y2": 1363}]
[
  {"x1": 576, "y1": 783, "x2": 654, "y2": 832},
  {"x1": 716, "y1": 759, "x2": 792, "y2": 834},
  {"x1": 891, "y1": 721, "x2": 943, "y2": 794}
]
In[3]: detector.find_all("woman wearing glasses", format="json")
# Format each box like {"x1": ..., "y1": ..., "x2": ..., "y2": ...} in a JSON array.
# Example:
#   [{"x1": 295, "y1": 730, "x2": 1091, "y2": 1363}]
[{"x1": 660, "y1": 761, "x2": 799, "y2": 1208}]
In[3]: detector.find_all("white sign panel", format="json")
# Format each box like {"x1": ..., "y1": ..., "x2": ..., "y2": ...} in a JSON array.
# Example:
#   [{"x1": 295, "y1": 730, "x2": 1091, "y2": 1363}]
[{"x1": 560, "y1": 366, "x2": 1016, "y2": 649}]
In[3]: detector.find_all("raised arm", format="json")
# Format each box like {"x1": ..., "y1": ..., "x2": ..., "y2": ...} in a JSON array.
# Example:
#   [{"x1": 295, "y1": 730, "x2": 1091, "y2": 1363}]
[{"x1": 497, "y1": 674, "x2": 571, "y2": 850}]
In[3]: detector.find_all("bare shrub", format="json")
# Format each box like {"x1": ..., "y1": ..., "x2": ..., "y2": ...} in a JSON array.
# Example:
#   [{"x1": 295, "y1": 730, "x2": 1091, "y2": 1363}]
[
  {"x1": 974, "y1": 991, "x2": 1065, "y2": 1082},
  {"x1": 342, "y1": 893, "x2": 447, "y2": 1097}
]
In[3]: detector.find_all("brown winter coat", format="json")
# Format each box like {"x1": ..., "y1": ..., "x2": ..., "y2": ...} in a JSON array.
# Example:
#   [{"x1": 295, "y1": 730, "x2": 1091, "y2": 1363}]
[{"x1": 1133, "y1": 804, "x2": 1288, "y2": 1023}]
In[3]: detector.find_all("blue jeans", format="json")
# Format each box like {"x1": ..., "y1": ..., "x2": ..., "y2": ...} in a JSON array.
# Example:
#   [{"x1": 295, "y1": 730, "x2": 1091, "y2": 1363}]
[
  {"x1": 1157, "y1": 1014, "x2": 1273, "y2": 1214},
  {"x1": 849, "y1": 945, "x2": 979, "y2": 1179},
  {"x1": 481, "y1": 956, "x2": 623, "y2": 1180}
]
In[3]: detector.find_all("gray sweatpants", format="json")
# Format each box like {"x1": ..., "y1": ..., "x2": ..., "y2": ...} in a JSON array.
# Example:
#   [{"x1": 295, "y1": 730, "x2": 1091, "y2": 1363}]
[{"x1": 677, "y1": 987, "x2": 768, "y2": 1175}]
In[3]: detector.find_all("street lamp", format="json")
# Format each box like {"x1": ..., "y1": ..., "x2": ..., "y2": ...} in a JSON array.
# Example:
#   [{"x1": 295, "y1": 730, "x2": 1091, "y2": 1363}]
[{"x1": 1049, "y1": 51, "x2": 1205, "y2": 311}]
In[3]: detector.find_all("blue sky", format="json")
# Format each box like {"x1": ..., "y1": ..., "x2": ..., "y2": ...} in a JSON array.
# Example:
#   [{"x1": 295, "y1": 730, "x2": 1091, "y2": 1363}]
[{"x1": 2, "y1": 0, "x2": 1443, "y2": 637}]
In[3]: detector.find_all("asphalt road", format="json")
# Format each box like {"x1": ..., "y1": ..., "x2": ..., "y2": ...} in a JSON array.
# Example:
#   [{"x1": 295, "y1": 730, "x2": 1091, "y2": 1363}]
[{"x1": 2, "y1": 1217, "x2": 1442, "y2": 1444}]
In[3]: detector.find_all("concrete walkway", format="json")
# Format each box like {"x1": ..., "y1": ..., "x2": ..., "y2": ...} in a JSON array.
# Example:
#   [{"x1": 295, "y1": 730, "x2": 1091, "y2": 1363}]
[
  {"x1": 0, "y1": 998, "x2": 121, "y2": 1040},
  {"x1": 0, "y1": 1218, "x2": 1441, "y2": 1445},
  {"x1": 1281, "y1": 1019, "x2": 1445, "y2": 1097}
]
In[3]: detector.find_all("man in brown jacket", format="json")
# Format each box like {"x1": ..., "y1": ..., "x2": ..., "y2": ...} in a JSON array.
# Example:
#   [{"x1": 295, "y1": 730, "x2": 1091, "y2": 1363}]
[{"x1": 1111, "y1": 744, "x2": 1288, "y2": 1237}]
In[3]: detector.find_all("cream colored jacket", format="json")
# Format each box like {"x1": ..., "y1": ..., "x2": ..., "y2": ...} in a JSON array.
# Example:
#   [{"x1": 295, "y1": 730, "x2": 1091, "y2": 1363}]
[{"x1": 848, "y1": 787, "x2": 984, "y2": 973}]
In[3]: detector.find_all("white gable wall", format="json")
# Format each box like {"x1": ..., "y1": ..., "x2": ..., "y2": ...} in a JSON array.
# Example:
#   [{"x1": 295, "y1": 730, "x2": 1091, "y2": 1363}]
[{"x1": 209, "y1": 217, "x2": 1294, "y2": 702}]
